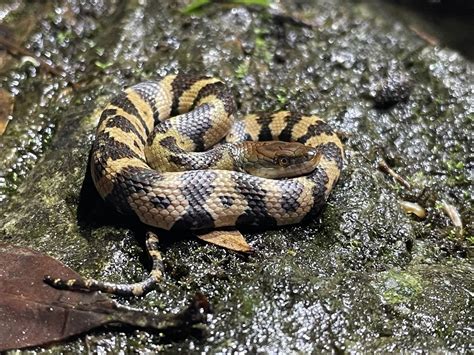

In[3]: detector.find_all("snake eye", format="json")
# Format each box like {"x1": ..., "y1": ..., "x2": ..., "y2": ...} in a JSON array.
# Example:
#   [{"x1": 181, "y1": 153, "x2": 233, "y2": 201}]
[{"x1": 278, "y1": 157, "x2": 290, "y2": 167}]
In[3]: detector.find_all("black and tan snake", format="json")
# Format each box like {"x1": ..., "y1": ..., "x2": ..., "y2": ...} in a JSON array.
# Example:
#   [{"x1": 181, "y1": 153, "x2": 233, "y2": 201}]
[{"x1": 45, "y1": 74, "x2": 344, "y2": 296}]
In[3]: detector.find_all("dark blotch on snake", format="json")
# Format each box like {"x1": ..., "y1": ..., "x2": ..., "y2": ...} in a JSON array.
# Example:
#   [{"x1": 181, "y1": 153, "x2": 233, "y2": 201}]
[
  {"x1": 297, "y1": 120, "x2": 334, "y2": 144},
  {"x1": 278, "y1": 112, "x2": 302, "y2": 141}
]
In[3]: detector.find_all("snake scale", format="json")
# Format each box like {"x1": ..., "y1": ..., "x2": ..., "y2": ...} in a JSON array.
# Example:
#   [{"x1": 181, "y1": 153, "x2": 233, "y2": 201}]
[{"x1": 45, "y1": 74, "x2": 344, "y2": 296}]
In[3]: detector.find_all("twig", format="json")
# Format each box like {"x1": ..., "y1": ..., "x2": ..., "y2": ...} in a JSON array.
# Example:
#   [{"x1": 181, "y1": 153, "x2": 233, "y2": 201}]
[
  {"x1": 409, "y1": 25, "x2": 439, "y2": 46},
  {"x1": 378, "y1": 158, "x2": 412, "y2": 189}
]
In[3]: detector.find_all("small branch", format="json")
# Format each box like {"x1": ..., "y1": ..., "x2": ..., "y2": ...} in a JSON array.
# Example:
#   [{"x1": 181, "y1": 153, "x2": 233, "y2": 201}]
[
  {"x1": 378, "y1": 158, "x2": 412, "y2": 190},
  {"x1": 409, "y1": 25, "x2": 439, "y2": 46}
]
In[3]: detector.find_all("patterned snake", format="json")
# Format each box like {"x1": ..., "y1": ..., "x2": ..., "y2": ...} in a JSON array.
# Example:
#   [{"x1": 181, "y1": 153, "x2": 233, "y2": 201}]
[{"x1": 45, "y1": 74, "x2": 344, "y2": 296}]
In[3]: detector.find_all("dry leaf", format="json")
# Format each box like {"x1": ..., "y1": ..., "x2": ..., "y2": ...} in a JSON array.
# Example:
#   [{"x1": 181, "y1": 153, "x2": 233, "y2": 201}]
[
  {"x1": 0, "y1": 243, "x2": 209, "y2": 351},
  {"x1": 197, "y1": 230, "x2": 253, "y2": 253}
]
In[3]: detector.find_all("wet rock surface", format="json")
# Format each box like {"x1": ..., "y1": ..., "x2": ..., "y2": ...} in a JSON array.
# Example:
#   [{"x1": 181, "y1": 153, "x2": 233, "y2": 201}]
[{"x1": 0, "y1": 0, "x2": 472, "y2": 352}]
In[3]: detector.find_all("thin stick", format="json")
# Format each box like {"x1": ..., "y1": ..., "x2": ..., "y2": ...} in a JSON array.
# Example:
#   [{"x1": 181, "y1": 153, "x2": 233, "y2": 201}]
[{"x1": 378, "y1": 158, "x2": 412, "y2": 190}]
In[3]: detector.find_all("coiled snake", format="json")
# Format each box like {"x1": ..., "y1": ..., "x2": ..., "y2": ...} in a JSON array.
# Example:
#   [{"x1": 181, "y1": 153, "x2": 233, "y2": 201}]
[{"x1": 45, "y1": 74, "x2": 344, "y2": 296}]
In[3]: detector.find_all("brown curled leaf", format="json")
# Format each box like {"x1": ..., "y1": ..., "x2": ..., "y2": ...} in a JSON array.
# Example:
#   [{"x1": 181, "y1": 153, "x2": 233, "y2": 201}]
[
  {"x1": 399, "y1": 201, "x2": 427, "y2": 219},
  {"x1": 197, "y1": 229, "x2": 253, "y2": 253},
  {"x1": 0, "y1": 243, "x2": 209, "y2": 351}
]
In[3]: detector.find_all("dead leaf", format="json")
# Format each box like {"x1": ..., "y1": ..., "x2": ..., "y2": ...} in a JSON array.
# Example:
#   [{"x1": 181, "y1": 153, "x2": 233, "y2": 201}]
[
  {"x1": 440, "y1": 200, "x2": 464, "y2": 237},
  {"x1": 0, "y1": 243, "x2": 209, "y2": 351},
  {"x1": 0, "y1": 88, "x2": 13, "y2": 135},
  {"x1": 197, "y1": 230, "x2": 253, "y2": 253}
]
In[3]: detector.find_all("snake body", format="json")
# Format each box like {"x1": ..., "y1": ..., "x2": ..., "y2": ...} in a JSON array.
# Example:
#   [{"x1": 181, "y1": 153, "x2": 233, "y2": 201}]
[{"x1": 91, "y1": 74, "x2": 344, "y2": 232}]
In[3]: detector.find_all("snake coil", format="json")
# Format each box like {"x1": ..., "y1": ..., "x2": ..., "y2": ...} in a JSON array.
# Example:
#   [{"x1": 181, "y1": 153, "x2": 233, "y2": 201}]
[
  {"x1": 90, "y1": 74, "x2": 344, "y2": 231},
  {"x1": 45, "y1": 74, "x2": 344, "y2": 296}
]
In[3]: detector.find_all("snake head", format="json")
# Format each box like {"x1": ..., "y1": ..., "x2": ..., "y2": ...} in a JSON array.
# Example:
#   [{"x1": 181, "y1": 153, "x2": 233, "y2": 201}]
[{"x1": 241, "y1": 141, "x2": 322, "y2": 179}]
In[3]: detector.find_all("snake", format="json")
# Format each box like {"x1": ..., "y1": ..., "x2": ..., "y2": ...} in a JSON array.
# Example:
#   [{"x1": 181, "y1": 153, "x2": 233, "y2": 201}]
[{"x1": 45, "y1": 74, "x2": 344, "y2": 296}]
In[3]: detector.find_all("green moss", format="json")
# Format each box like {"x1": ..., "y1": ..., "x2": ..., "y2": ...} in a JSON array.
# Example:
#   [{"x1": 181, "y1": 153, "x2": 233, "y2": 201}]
[
  {"x1": 57, "y1": 29, "x2": 73, "y2": 45},
  {"x1": 235, "y1": 60, "x2": 250, "y2": 79},
  {"x1": 381, "y1": 270, "x2": 422, "y2": 305},
  {"x1": 254, "y1": 30, "x2": 272, "y2": 63},
  {"x1": 275, "y1": 89, "x2": 288, "y2": 105},
  {"x1": 407, "y1": 171, "x2": 427, "y2": 188},
  {"x1": 287, "y1": 249, "x2": 296, "y2": 256},
  {"x1": 240, "y1": 293, "x2": 260, "y2": 317},
  {"x1": 94, "y1": 60, "x2": 114, "y2": 70},
  {"x1": 182, "y1": 0, "x2": 210, "y2": 14},
  {"x1": 232, "y1": 0, "x2": 270, "y2": 5}
]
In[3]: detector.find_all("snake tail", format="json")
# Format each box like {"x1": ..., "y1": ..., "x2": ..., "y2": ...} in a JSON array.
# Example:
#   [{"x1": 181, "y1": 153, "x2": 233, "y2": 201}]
[{"x1": 44, "y1": 231, "x2": 164, "y2": 296}]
